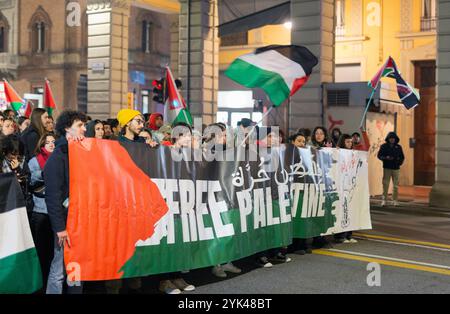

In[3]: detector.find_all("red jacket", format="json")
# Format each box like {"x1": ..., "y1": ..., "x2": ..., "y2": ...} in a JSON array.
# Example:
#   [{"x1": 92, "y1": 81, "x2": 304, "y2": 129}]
[{"x1": 354, "y1": 131, "x2": 370, "y2": 152}]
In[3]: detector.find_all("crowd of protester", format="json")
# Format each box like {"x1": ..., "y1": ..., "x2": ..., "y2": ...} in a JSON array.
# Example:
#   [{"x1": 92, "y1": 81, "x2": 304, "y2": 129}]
[{"x1": 0, "y1": 106, "x2": 404, "y2": 295}]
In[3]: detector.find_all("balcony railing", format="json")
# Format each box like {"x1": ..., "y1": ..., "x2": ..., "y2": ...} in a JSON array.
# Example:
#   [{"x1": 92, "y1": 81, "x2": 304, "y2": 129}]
[{"x1": 420, "y1": 17, "x2": 436, "y2": 32}]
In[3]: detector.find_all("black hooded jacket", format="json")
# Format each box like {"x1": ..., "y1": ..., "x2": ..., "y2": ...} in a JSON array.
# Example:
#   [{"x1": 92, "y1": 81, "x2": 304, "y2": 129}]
[{"x1": 377, "y1": 132, "x2": 405, "y2": 170}]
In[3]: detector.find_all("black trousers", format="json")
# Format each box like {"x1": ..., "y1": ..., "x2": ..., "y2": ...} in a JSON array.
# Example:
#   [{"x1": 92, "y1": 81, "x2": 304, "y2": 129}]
[{"x1": 31, "y1": 212, "x2": 54, "y2": 291}]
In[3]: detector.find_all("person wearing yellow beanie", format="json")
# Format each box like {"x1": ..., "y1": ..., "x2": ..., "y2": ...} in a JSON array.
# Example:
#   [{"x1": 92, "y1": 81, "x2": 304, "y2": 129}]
[
  {"x1": 116, "y1": 109, "x2": 146, "y2": 143},
  {"x1": 117, "y1": 109, "x2": 142, "y2": 128}
]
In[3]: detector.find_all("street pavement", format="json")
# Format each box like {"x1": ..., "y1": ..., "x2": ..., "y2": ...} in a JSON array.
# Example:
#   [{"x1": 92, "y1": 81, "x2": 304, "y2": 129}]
[
  {"x1": 187, "y1": 203, "x2": 450, "y2": 294},
  {"x1": 84, "y1": 202, "x2": 450, "y2": 294}
]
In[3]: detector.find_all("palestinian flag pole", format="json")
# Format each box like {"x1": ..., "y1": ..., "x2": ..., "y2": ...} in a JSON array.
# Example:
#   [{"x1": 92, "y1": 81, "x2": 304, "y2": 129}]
[
  {"x1": 3, "y1": 79, "x2": 24, "y2": 113},
  {"x1": 0, "y1": 173, "x2": 42, "y2": 294},
  {"x1": 225, "y1": 45, "x2": 318, "y2": 144},
  {"x1": 164, "y1": 67, "x2": 193, "y2": 126},
  {"x1": 44, "y1": 79, "x2": 57, "y2": 117}
]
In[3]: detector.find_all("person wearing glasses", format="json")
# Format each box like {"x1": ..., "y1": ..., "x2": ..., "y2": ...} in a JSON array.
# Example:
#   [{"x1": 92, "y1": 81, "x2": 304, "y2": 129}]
[{"x1": 117, "y1": 109, "x2": 147, "y2": 144}]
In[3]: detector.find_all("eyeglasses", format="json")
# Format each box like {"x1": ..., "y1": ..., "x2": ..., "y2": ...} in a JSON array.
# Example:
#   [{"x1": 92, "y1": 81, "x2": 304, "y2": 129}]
[{"x1": 132, "y1": 119, "x2": 145, "y2": 125}]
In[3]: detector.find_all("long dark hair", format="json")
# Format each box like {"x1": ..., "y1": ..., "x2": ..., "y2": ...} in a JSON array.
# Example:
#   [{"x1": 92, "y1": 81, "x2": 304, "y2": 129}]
[
  {"x1": 30, "y1": 108, "x2": 47, "y2": 137},
  {"x1": 35, "y1": 132, "x2": 57, "y2": 155},
  {"x1": 311, "y1": 126, "x2": 329, "y2": 147}
]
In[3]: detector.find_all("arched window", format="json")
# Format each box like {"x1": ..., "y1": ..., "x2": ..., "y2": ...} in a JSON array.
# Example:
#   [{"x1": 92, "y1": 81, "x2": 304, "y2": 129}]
[
  {"x1": 28, "y1": 6, "x2": 52, "y2": 53},
  {"x1": 0, "y1": 12, "x2": 9, "y2": 53}
]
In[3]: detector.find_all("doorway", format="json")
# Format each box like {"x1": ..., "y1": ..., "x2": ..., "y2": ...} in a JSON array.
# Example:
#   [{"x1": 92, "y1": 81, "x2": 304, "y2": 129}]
[{"x1": 413, "y1": 60, "x2": 436, "y2": 186}]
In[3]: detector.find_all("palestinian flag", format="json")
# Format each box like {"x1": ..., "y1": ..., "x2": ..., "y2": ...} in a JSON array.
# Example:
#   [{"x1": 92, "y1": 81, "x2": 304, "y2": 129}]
[
  {"x1": 0, "y1": 173, "x2": 42, "y2": 294},
  {"x1": 225, "y1": 45, "x2": 319, "y2": 106},
  {"x1": 164, "y1": 67, "x2": 193, "y2": 126},
  {"x1": 44, "y1": 79, "x2": 57, "y2": 116},
  {"x1": 368, "y1": 56, "x2": 396, "y2": 89},
  {"x1": 24, "y1": 101, "x2": 33, "y2": 118},
  {"x1": 3, "y1": 80, "x2": 24, "y2": 112},
  {"x1": 369, "y1": 57, "x2": 420, "y2": 109},
  {"x1": 65, "y1": 139, "x2": 168, "y2": 281}
]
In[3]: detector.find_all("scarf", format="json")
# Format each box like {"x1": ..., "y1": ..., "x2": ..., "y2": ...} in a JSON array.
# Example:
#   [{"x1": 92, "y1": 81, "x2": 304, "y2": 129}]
[{"x1": 36, "y1": 147, "x2": 51, "y2": 170}]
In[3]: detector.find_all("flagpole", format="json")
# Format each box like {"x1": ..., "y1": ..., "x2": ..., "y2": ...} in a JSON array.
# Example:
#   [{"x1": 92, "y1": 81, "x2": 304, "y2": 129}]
[
  {"x1": 359, "y1": 86, "x2": 377, "y2": 129},
  {"x1": 239, "y1": 105, "x2": 274, "y2": 147}
]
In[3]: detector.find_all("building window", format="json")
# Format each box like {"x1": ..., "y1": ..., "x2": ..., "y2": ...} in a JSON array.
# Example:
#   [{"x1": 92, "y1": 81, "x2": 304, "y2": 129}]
[
  {"x1": 0, "y1": 26, "x2": 6, "y2": 53},
  {"x1": 421, "y1": 0, "x2": 436, "y2": 31},
  {"x1": 336, "y1": 0, "x2": 345, "y2": 37},
  {"x1": 0, "y1": 13, "x2": 9, "y2": 53},
  {"x1": 28, "y1": 6, "x2": 52, "y2": 54},
  {"x1": 142, "y1": 21, "x2": 152, "y2": 53},
  {"x1": 35, "y1": 22, "x2": 46, "y2": 53},
  {"x1": 220, "y1": 32, "x2": 248, "y2": 47},
  {"x1": 327, "y1": 90, "x2": 350, "y2": 107}
]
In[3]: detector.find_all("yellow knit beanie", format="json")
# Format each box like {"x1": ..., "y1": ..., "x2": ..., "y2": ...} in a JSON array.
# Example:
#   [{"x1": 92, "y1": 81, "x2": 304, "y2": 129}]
[{"x1": 117, "y1": 109, "x2": 142, "y2": 127}]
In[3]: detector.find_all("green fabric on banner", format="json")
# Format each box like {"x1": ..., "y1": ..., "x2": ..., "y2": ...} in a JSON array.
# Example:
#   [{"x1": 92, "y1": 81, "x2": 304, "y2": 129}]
[{"x1": 120, "y1": 201, "x2": 292, "y2": 278}]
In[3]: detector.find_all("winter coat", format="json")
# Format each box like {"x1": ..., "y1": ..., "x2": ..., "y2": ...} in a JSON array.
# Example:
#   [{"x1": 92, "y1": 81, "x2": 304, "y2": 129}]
[
  {"x1": 44, "y1": 137, "x2": 69, "y2": 233},
  {"x1": 377, "y1": 132, "x2": 405, "y2": 170}
]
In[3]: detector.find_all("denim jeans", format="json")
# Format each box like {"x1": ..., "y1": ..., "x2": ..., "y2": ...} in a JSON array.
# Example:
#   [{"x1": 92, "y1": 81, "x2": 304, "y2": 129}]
[
  {"x1": 46, "y1": 236, "x2": 64, "y2": 294},
  {"x1": 46, "y1": 235, "x2": 83, "y2": 294}
]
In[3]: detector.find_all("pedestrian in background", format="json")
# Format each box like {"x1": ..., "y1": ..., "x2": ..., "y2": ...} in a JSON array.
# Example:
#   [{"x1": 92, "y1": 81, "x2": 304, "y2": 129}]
[{"x1": 377, "y1": 132, "x2": 405, "y2": 207}]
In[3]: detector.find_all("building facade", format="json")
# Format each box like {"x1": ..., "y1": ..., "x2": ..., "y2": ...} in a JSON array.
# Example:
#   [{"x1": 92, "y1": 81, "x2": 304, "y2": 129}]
[{"x1": 0, "y1": 0, "x2": 171, "y2": 117}]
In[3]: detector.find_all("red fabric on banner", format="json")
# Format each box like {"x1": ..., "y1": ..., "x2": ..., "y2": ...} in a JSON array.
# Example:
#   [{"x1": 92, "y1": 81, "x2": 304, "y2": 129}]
[{"x1": 65, "y1": 139, "x2": 168, "y2": 281}]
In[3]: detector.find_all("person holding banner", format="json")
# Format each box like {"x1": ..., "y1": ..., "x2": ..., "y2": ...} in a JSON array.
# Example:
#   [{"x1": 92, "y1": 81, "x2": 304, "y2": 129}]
[
  {"x1": 288, "y1": 132, "x2": 313, "y2": 255},
  {"x1": 44, "y1": 110, "x2": 87, "y2": 294},
  {"x1": 333, "y1": 134, "x2": 359, "y2": 244},
  {"x1": 310, "y1": 127, "x2": 333, "y2": 249},
  {"x1": 377, "y1": 132, "x2": 405, "y2": 207},
  {"x1": 116, "y1": 109, "x2": 159, "y2": 148},
  {"x1": 157, "y1": 122, "x2": 196, "y2": 294}
]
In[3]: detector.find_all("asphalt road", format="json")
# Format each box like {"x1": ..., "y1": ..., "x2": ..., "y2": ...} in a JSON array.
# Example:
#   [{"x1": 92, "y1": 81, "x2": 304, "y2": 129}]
[
  {"x1": 185, "y1": 204, "x2": 450, "y2": 294},
  {"x1": 84, "y1": 203, "x2": 450, "y2": 294}
]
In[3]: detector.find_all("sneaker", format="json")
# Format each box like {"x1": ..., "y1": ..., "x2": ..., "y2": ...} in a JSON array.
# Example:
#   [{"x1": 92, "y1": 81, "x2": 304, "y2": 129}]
[
  {"x1": 172, "y1": 278, "x2": 195, "y2": 292},
  {"x1": 393, "y1": 201, "x2": 399, "y2": 207},
  {"x1": 381, "y1": 200, "x2": 386, "y2": 207},
  {"x1": 221, "y1": 262, "x2": 242, "y2": 274},
  {"x1": 343, "y1": 239, "x2": 351, "y2": 244},
  {"x1": 256, "y1": 257, "x2": 273, "y2": 268},
  {"x1": 159, "y1": 280, "x2": 181, "y2": 294},
  {"x1": 349, "y1": 238, "x2": 358, "y2": 243},
  {"x1": 269, "y1": 252, "x2": 292, "y2": 263},
  {"x1": 212, "y1": 265, "x2": 227, "y2": 278}
]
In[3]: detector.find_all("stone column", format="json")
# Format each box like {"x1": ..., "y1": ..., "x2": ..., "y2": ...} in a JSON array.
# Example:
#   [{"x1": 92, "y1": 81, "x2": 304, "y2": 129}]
[
  {"x1": 289, "y1": 0, "x2": 335, "y2": 133},
  {"x1": 430, "y1": 0, "x2": 450, "y2": 209},
  {"x1": 87, "y1": 0, "x2": 130, "y2": 120},
  {"x1": 178, "y1": 0, "x2": 219, "y2": 125}
]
